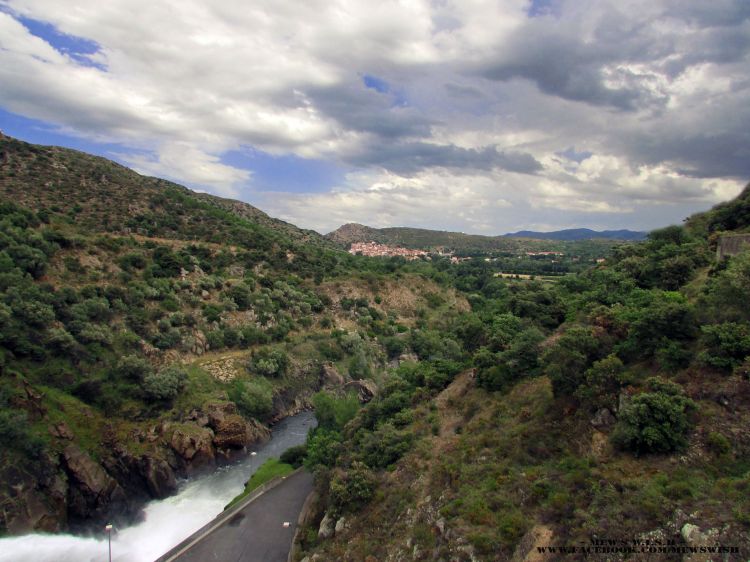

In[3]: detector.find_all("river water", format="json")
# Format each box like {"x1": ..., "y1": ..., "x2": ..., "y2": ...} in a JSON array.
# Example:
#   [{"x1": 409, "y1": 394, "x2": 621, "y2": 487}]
[{"x1": 0, "y1": 411, "x2": 316, "y2": 562}]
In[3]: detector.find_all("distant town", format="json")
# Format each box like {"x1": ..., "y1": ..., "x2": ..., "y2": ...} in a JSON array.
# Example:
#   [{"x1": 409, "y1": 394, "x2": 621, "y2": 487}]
[{"x1": 349, "y1": 241, "x2": 430, "y2": 260}]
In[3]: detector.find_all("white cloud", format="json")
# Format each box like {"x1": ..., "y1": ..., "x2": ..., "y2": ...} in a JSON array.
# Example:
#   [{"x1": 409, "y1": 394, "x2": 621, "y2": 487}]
[
  {"x1": 118, "y1": 142, "x2": 251, "y2": 197},
  {"x1": 0, "y1": 0, "x2": 747, "y2": 234}
]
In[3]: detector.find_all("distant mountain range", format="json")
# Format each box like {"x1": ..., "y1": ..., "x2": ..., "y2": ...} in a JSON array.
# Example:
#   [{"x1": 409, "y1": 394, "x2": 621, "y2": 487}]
[
  {"x1": 326, "y1": 223, "x2": 647, "y2": 252},
  {"x1": 503, "y1": 228, "x2": 647, "y2": 241}
]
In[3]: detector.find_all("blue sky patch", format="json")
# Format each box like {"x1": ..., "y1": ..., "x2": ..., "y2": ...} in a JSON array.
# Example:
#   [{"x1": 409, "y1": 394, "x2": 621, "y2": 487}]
[
  {"x1": 558, "y1": 146, "x2": 593, "y2": 163},
  {"x1": 7, "y1": 10, "x2": 105, "y2": 70},
  {"x1": 363, "y1": 74, "x2": 390, "y2": 94},
  {"x1": 221, "y1": 148, "x2": 346, "y2": 194},
  {"x1": 527, "y1": 0, "x2": 560, "y2": 17}
]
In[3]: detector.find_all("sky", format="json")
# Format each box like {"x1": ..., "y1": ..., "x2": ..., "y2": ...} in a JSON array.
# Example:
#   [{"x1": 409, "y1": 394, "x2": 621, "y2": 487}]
[{"x1": 0, "y1": 0, "x2": 748, "y2": 235}]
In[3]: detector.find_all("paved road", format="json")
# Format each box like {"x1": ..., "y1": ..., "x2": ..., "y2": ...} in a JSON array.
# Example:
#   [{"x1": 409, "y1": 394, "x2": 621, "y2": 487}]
[{"x1": 159, "y1": 470, "x2": 314, "y2": 562}]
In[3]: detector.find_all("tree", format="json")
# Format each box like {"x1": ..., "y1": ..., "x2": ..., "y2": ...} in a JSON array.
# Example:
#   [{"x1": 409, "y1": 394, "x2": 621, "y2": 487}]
[
  {"x1": 143, "y1": 365, "x2": 188, "y2": 402},
  {"x1": 611, "y1": 378, "x2": 695, "y2": 454},
  {"x1": 230, "y1": 377, "x2": 274, "y2": 419}
]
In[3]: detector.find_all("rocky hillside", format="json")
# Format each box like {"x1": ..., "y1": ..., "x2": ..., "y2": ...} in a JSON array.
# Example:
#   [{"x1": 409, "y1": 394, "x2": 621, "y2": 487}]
[
  {"x1": 294, "y1": 185, "x2": 750, "y2": 561},
  {"x1": 0, "y1": 134, "x2": 328, "y2": 248},
  {"x1": 0, "y1": 136, "x2": 465, "y2": 535}
]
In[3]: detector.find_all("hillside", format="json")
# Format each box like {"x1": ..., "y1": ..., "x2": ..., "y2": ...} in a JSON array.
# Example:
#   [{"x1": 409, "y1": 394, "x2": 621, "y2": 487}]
[
  {"x1": 326, "y1": 222, "x2": 638, "y2": 254},
  {"x1": 0, "y1": 136, "x2": 466, "y2": 535},
  {"x1": 295, "y1": 184, "x2": 750, "y2": 561},
  {"x1": 0, "y1": 134, "x2": 329, "y2": 248},
  {"x1": 2, "y1": 133, "x2": 750, "y2": 562}
]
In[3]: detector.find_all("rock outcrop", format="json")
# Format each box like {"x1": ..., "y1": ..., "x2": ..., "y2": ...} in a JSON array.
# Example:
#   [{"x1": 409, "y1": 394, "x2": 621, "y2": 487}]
[
  {"x1": 61, "y1": 445, "x2": 130, "y2": 527},
  {"x1": 320, "y1": 363, "x2": 345, "y2": 387},
  {"x1": 0, "y1": 456, "x2": 67, "y2": 534},
  {"x1": 344, "y1": 379, "x2": 378, "y2": 402},
  {"x1": 170, "y1": 426, "x2": 216, "y2": 475}
]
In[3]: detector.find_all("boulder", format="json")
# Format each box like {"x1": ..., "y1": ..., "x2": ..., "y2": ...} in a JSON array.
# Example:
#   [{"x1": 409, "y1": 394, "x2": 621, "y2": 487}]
[
  {"x1": 321, "y1": 363, "x2": 345, "y2": 387},
  {"x1": 511, "y1": 524, "x2": 554, "y2": 562},
  {"x1": 49, "y1": 421, "x2": 75, "y2": 440},
  {"x1": 191, "y1": 330, "x2": 209, "y2": 356},
  {"x1": 169, "y1": 427, "x2": 215, "y2": 474},
  {"x1": 681, "y1": 523, "x2": 703, "y2": 544},
  {"x1": 61, "y1": 445, "x2": 128, "y2": 523},
  {"x1": 318, "y1": 512, "x2": 335, "y2": 540},
  {"x1": 205, "y1": 402, "x2": 240, "y2": 428},
  {"x1": 590, "y1": 408, "x2": 616, "y2": 429},
  {"x1": 139, "y1": 455, "x2": 177, "y2": 499},
  {"x1": 0, "y1": 458, "x2": 67, "y2": 534},
  {"x1": 213, "y1": 414, "x2": 252, "y2": 450},
  {"x1": 334, "y1": 516, "x2": 349, "y2": 535},
  {"x1": 344, "y1": 379, "x2": 378, "y2": 403}
]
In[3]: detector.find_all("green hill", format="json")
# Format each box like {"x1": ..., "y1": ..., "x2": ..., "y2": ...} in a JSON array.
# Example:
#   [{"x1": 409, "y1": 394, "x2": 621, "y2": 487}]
[
  {"x1": 326, "y1": 222, "x2": 633, "y2": 256},
  {"x1": 298, "y1": 184, "x2": 750, "y2": 561},
  {"x1": 1, "y1": 132, "x2": 749, "y2": 561},
  {"x1": 0, "y1": 136, "x2": 464, "y2": 534}
]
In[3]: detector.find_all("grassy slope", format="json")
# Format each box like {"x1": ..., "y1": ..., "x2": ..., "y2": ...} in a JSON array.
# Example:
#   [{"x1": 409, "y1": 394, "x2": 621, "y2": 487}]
[{"x1": 224, "y1": 458, "x2": 295, "y2": 510}]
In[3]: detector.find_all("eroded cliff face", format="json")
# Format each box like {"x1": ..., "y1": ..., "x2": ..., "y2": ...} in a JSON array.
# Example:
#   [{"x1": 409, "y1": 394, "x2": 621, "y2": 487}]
[{"x1": 0, "y1": 400, "x2": 276, "y2": 534}]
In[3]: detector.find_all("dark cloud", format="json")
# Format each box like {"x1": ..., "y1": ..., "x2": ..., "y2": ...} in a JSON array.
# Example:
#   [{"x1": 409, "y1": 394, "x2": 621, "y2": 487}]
[
  {"x1": 306, "y1": 81, "x2": 435, "y2": 140},
  {"x1": 627, "y1": 131, "x2": 750, "y2": 180},
  {"x1": 347, "y1": 141, "x2": 543, "y2": 176},
  {"x1": 476, "y1": 22, "x2": 662, "y2": 110}
]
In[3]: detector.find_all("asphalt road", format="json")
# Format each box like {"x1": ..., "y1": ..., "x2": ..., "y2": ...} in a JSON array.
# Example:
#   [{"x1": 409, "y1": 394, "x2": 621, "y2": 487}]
[{"x1": 165, "y1": 470, "x2": 314, "y2": 562}]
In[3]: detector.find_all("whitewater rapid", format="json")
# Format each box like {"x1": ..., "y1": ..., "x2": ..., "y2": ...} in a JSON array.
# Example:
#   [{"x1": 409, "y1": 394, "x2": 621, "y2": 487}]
[{"x1": 0, "y1": 411, "x2": 316, "y2": 562}]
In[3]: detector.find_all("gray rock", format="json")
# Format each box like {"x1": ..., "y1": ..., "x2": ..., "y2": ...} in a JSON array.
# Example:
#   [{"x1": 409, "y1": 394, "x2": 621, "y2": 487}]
[
  {"x1": 335, "y1": 516, "x2": 348, "y2": 534},
  {"x1": 318, "y1": 512, "x2": 336, "y2": 540},
  {"x1": 681, "y1": 523, "x2": 703, "y2": 545},
  {"x1": 590, "y1": 408, "x2": 616, "y2": 429}
]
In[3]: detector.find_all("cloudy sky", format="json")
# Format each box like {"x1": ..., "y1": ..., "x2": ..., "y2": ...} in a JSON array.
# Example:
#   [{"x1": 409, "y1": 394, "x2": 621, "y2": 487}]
[{"x1": 0, "y1": 0, "x2": 748, "y2": 234}]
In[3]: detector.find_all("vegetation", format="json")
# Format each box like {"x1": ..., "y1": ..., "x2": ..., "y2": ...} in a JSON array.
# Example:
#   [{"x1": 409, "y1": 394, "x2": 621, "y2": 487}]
[
  {"x1": 2, "y1": 136, "x2": 750, "y2": 560},
  {"x1": 224, "y1": 458, "x2": 295, "y2": 510}
]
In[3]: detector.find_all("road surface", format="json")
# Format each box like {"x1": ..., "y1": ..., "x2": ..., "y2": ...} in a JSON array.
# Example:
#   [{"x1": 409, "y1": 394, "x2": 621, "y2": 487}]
[{"x1": 157, "y1": 469, "x2": 314, "y2": 562}]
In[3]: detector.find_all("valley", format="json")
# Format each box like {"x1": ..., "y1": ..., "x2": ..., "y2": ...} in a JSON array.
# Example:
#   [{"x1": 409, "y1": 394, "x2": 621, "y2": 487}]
[{"x1": 0, "y1": 135, "x2": 749, "y2": 561}]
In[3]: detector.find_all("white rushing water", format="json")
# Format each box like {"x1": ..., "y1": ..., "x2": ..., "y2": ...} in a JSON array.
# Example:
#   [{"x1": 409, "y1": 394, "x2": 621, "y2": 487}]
[{"x1": 0, "y1": 411, "x2": 316, "y2": 562}]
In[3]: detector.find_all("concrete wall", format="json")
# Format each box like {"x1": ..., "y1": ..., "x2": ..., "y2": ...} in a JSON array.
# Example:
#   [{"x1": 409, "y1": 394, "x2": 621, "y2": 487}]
[{"x1": 716, "y1": 234, "x2": 750, "y2": 260}]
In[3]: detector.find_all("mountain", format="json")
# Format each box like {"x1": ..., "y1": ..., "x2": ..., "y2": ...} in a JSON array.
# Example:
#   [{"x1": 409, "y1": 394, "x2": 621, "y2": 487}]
[
  {"x1": 0, "y1": 133, "x2": 329, "y2": 248},
  {"x1": 504, "y1": 228, "x2": 647, "y2": 241},
  {"x1": 326, "y1": 223, "x2": 639, "y2": 259}
]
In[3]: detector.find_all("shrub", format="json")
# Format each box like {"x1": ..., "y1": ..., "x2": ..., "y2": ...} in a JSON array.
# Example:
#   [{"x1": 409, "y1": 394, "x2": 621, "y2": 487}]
[
  {"x1": 699, "y1": 322, "x2": 750, "y2": 371},
  {"x1": 230, "y1": 377, "x2": 274, "y2": 419},
  {"x1": 112, "y1": 355, "x2": 153, "y2": 382},
  {"x1": 312, "y1": 391, "x2": 359, "y2": 431},
  {"x1": 575, "y1": 354, "x2": 625, "y2": 410},
  {"x1": 280, "y1": 444, "x2": 307, "y2": 468},
  {"x1": 248, "y1": 347, "x2": 289, "y2": 377},
  {"x1": 611, "y1": 379, "x2": 695, "y2": 454},
  {"x1": 329, "y1": 461, "x2": 376, "y2": 514},
  {"x1": 305, "y1": 428, "x2": 342, "y2": 469},
  {"x1": 360, "y1": 422, "x2": 413, "y2": 469},
  {"x1": 348, "y1": 350, "x2": 372, "y2": 380},
  {"x1": 143, "y1": 365, "x2": 188, "y2": 402}
]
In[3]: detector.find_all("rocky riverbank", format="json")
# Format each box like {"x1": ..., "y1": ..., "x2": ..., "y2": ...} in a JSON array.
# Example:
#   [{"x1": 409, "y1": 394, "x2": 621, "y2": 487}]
[{"x1": 1, "y1": 401, "x2": 275, "y2": 535}]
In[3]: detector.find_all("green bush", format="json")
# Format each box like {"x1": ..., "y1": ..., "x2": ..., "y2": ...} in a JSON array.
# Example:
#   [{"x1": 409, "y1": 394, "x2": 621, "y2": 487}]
[
  {"x1": 248, "y1": 347, "x2": 289, "y2": 377},
  {"x1": 280, "y1": 444, "x2": 307, "y2": 468},
  {"x1": 699, "y1": 322, "x2": 750, "y2": 371},
  {"x1": 143, "y1": 365, "x2": 188, "y2": 402},
  {"x1": 360, "y1": 422, "x2": 413, "y2": 469},
  {"x1": 329, "y1": 461, "x2": 376, "y2": 514},
  {"x1": 312, "y1": 391, "x2": 359, "y2": 431},
  {"x1": 305, "y1": 428, "x2": 343, "y2": 469},
  {"x1": 611, "y1": 379, "x2": 695, "y2": 454},
  {"x1": 112, "y1": 355, "x2": 153, "y2": 382},
  {"x1": 230, "y1": 377, "x2": 274, "y2": 419}
]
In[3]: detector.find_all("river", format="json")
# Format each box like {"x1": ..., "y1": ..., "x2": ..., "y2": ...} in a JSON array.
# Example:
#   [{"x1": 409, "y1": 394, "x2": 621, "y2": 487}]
[{"x1": 0, "y1": 411, "x2": 316, "y2": 562}]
